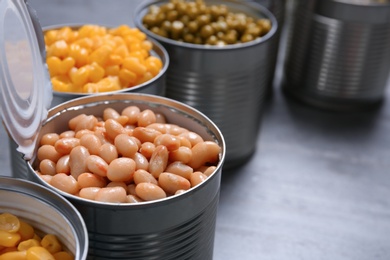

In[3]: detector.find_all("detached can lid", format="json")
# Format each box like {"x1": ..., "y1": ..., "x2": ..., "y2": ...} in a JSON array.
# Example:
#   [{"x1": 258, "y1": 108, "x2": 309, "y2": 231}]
[{"x1": 0, "y1": 0, "x2": 52, "y2": 160}]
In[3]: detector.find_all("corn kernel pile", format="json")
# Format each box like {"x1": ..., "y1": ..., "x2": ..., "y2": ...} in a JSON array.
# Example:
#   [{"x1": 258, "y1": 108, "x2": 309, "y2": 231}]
[
  {"x1": 0, "y1": 212, "x2": 74, "y2": 260},
  {"x1": 45, "y1": 24, "x2": 163, "y2": 93}
]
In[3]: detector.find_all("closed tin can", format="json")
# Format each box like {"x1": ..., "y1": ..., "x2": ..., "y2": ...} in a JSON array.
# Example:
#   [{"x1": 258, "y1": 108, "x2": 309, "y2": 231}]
[
  {"x1": 26, "y1": 93, "x2": 225, "y2": 259},
  {"x1": 134, "y1": 0, "x2": 278, "y2": 169},
  {"x1": 0, "y1": 176, "x2": 89, "y2": 259},
  {"x1": 283, "y1": 0, "x2": 390, "y2": 111}
]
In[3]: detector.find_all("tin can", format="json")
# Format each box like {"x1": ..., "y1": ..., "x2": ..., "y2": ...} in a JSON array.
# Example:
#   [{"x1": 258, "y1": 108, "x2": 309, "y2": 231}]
[
  {"x1": 134, "y1": 0, "x2": 278, "y2": 168},
  {"x1": 25, "y1": 93, "x2": 225, "y2": 259},
  {"x1": 283, "y1": 0, "x2": 390, "y2": 111},
  {"x1": 6, "y1": 21, "x2": 169, "y2": 179},
  {"x1": 0, "y1": 176, "x2": 89, "y2": 260}
]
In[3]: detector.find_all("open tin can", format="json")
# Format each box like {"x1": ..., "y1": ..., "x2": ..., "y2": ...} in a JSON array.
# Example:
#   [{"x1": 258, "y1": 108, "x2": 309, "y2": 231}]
[
  {"x1": 134, "y1": 0, "x2": 278, "y2": 168},
  {"x1": 27, "y1": 93, "x2": 225, "y2": 259},
  {"x1": 0, "y1": 2, "x2": 226, "y2": 259},
  {"x1": 0, "y1": 176, "x2": 89, "y2": 259}
]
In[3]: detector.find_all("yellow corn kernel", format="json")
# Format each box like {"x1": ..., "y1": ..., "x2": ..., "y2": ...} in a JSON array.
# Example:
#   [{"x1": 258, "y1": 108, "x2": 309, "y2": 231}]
[
  {"x1": 144, "y1": 57, "x2": 162, "y2": 77},
  {"x1": 89, "y1": 63, "x2": 105, "y2": 83},
  {"x1": 105, "y1": 65, "x2": 120, "y2": 76},
  {"x1": 135, "y1": 71, "x2": 153, "y2": 85},
  {"x1": 69, "y1": 66, "x2": 90, "y2": 89},
  {"x1": 111, "y1": 36, "x2": 125, "y2": 47},
  {"x1": 0, "y1": 250, "x2": 27, "y2": 260},
  {"x1": 113, "y1": 44, "x2": 129, "y2": 58},
  {"x1": 78, "y1": 24, "x2": 106, "y2": 39},
  {"x1": 84, "y1": 76, "x2": 121, "y2": 93},
  {"x1": 119, "y1": 68, "x2": 137, "y2": 87},
  {"x1": 82, "y1": 83, "x2": 98, "y2": 93},
  {"x1": 32, "y1": 234, "x2": 41, "y2": 243},
  {"x1": 47, "y1": 40, "x2": 69, "y2": 59},
  {"x1": 89, "y1": 45, "x2": 113, "y2": 66},
  {"x1": 52, "y1": 251, "x2": 74, "y2": 260},
  {"x1": 140, "y1": 40, "x2": 153, "y2": 51},
  {"x1": 55, "y1": 27, "x2": 76, "y2": 44},
  {"x1": 132, "y1": 28, "x2": 147, "y2": 41},
  {"x1": 122, "y1": 57, "x2": 147, "y2": 76},
  {"x1": 0, "y1": 213, "x2": 20, "y2": 233},
  {"x1": 128, "y1": 51, "x2": 146, "y2": 63},
  {"x1": 72, "y1": 38, "x2": 93, "y2": 51},
  {"x1": 68, "y1": 44, "x2": 89, "y2": 67},
  {"x1": 44, "y1": 30, "x2": 58, "y2": 46},
  {"x1": 18, "y1": 221, "x2": 35, "y2": 241},
  {"x1": 146, "y1": 56, "x2": 162, "y2": 69},
  {"x1": 17, "y1": 239, "x2": 40, "y2": 251},
  {"x1": 128, "y1": 42, "x2": 142, "y2": 52},
  {"x1": 46, "y1": 56, "x2": 62, "y2": 77},
  {"x1": 107, "y1": 54, "x2": 123, "y2": 66},
  {"x1": 26, "y1": 246, "x2": 55, "y2": 260},
  {"x1": 40, "y1": 234, "x2": 62, "y2": 254},
  {"x1": 51, "y1": 75, "x2": 74, "y2": 93},
  {"x1": 0, "y1": 230, "x2": 21, "y2": 247},
  {"x1": 58, "y1": 57, "x2": 75, "y2": 75}
]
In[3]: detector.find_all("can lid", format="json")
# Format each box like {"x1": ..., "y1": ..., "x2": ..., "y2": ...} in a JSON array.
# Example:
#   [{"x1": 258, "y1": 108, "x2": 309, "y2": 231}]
[{"x1": 0, "y1": 0, "x2": 52, "y2": 160}]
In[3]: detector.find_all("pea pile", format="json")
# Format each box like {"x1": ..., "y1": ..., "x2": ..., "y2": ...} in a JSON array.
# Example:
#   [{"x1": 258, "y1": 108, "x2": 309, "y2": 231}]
[
  {"x1": 44, "y1": 24, "x2": 163, "y2": 93},
  {"x1": 142, "y1": 0, "x2": 272, "y2": 45},
  {"x1": 0, "y1": 212, "x2": 73, "y2": 260},
  {"x1": 35, "y1": 105, "x2": 221, "y2": 203}
]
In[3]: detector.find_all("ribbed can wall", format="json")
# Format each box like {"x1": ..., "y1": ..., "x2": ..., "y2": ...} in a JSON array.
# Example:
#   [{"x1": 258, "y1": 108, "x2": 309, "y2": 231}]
[{"x1": 283, "y1": 0, "x2": 390, "y2": 110}]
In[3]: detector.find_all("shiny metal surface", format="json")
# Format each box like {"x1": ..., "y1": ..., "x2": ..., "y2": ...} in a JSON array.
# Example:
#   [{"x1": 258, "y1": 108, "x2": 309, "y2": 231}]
[
  {"x1": 2, "y1": 1, "x2": 390, "y2": 259},
  {"x1": 283, "y1": 0, "x2": 390, "y2": 110},
  {"x1": 26, "y1": 93, "x2": 225, "y2": 259},
  {"x1": 0, "y1": 176, "x2": 89, "y2": 260},
  {"x1": 134, "y1": 0, "x2": 278, "y2": 169}
]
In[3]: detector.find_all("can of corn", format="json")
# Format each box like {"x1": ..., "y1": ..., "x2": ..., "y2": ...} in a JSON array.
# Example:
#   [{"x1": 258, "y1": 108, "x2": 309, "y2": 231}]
[{"x1": 0, "y1": 176, "x2": 89, "y2": 260}]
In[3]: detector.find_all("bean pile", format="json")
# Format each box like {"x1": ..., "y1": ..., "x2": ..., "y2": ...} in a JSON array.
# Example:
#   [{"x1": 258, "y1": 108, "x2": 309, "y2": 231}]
[
  {"x1": 44, "y1": 24, "x2": 163, "y2": 93},
  {"x1": 36, "y1": 106, "x2": 221, "y2": 203},
  {"x1": 0, "y1": 212, "x2": 73, "y2": 260},
  {"x1": 142, "y1": 0, "x2": 272, "y2": 45}
]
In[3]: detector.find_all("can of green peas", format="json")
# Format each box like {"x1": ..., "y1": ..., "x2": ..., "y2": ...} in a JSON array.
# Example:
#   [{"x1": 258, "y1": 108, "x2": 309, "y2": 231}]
[{"x1": 134, "y1": 0, "x2": 279, "y2": 169}]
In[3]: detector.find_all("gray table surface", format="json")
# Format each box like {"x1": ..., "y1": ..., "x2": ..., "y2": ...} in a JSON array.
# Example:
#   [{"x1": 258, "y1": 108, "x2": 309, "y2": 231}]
[{"x1": 1, "y1": 1, "x2": 390, "y2": 259}]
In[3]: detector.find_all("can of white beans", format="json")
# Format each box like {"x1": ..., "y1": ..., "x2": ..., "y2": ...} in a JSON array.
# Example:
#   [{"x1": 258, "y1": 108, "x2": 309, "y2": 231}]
[
  {"x1": 134, "y1": 0, "x2": 278, "y2": 169},
  {"x1": 26, "y1": 93, "x2": 225, "y2": 259},
  {"x1": 0, "y1": 176, "x2": 89, "y2": 260}
]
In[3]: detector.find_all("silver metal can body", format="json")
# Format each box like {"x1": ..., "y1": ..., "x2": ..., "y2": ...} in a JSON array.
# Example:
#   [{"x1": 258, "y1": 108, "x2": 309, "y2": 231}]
[
  {"x1": 0, "y1": 177, "x2": 89, "y2": 260},
  {"x1": 134, "y1": 0, "x2": 278, "y2": 168},
  {"x1": 26, "y1": 93, "x2": 225, "y2": 260},
  {"x1": 283, "y1": 0, "x2": 390, "y2": 111}
]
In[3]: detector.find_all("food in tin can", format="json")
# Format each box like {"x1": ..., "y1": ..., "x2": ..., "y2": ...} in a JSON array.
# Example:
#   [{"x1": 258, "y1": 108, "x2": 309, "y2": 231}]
[
  {"x1": 35, "y1": 105, "x2": 221, "y2": 203},
  {"x1": 141, "y1": 0, "x2": 272, "y2": 45},
  {"x1": 44, "y1": 24, "x2": 163, "y2": 93},
  {"x1": 0, "y1": 212, "x2": 74, "y2": 259}
]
